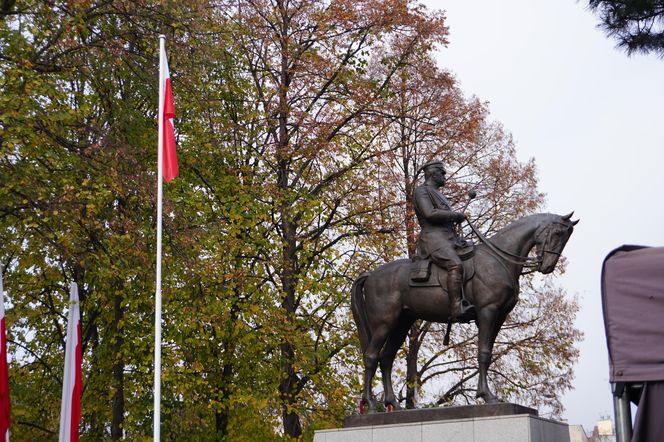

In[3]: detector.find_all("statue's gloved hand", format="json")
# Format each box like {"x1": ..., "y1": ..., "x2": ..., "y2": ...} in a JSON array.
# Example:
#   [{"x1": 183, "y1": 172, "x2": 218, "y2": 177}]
[{"x1": 454, "y1": 212, "x2": 467, "y2": 223}]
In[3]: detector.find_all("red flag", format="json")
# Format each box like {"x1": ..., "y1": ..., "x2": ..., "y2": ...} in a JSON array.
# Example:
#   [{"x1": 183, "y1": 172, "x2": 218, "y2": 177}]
[
  {"x1": 160, "y1": 47, "x2": 178, "y2": 182},
  {"x1": 59, "y1": 283, "x2": 81, "y2": 442},
  {"x1": 0, "y1": 273, "x2": 10, "y2": 441}
]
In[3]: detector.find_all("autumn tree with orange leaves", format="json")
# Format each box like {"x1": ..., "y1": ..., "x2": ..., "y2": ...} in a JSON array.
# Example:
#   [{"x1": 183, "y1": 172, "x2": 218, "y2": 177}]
[
  {"x1": 218, "y1": 0, "x2": 451, "y2": 438},
  {"x1": 364, "y1": 48, "x2": 581, "y2": 414}
]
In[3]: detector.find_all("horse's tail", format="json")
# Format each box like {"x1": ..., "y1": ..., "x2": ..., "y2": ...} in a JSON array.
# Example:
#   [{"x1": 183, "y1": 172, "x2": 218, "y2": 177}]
[{"x1": 351, "y1": 272, "x2": 371, "y2": 352}]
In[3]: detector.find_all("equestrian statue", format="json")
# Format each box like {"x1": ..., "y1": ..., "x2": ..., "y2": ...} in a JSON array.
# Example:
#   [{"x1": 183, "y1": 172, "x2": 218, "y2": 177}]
[{"x1": 351, "y1": 160, "x2": 578, "y2": 413}]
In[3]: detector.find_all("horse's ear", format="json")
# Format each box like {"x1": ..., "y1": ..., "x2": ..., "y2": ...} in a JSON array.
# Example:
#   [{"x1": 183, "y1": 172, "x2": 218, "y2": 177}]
[
  {"x1": 562, "y1": 211, "x2": 574, "y2": 220},
  {"x1": 571, "y1": 219, "x2": 580, "y2": 226}
]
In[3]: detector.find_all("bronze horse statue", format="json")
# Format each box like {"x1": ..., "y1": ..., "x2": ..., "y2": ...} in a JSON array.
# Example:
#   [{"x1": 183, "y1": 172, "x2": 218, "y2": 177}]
[{"x1": 351, "y1": 212, "x2": 578, "y2": 412}]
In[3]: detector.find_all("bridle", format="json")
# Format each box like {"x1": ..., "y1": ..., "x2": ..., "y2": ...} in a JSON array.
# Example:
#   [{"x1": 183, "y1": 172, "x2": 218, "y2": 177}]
[{"x1": 466, "y1": 219, "x2": 568, "y2": 275}]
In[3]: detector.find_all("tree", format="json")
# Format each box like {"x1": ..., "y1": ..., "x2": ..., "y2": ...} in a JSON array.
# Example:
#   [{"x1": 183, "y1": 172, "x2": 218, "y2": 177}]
[
  {"x1": 363, "y1": 45, "x2": 582, "y2": 414},
  {"x1": 0, "y1": 1, "x2": 206, "y2": 438},
  {"x1": 588, "y1": 0, "x2": 664, "y2": 56},
  {"x1": 0, "y1": 0, "x2": 582, "y2": 439},
  {"x1": 364, "y1": 51, "x2": 486, "y2": 407},
  {"x1": 218, "y1": 0, "x2": 449, "y2": 438}
]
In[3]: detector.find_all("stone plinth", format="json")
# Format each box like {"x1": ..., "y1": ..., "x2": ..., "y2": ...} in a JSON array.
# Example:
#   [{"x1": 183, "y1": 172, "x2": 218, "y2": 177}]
[
  {"x1": 314, "y1": 404, "x2": 570, "y2": 442},
  {"x1": 344, "y1": 403, "x2": 537, "y2": 428}
]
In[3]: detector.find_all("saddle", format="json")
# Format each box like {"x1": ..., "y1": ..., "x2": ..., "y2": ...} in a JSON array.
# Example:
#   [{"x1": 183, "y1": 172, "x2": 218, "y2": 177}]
[
  {"x1": 409, "y1": 257, "x2": 476, "y2": 287},
  {"x1": 409, "y1": 242, "x2": 477, "y2": 333},
  {"x1": 409, "y1": 241, "x2": 476, "y2": 286}
]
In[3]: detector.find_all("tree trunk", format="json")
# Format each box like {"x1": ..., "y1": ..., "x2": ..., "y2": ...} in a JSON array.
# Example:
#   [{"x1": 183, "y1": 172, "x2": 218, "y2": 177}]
[
  {"x1": 276, "y1": 1, "x2": 302, "y2": 437},
  {"x1": 403, "y1": 157, "x2": 417, "y2": 258},
  {"x1": 111, "y1": 199, "x2": 127, "y2": 440},
  {"x1": 405, "y1": 322, "x2": 421, "y2": 408},
  {"x1": 214, "y1": 361, "x2": 233, "y2": 440},
  {"x1": 215, "y1": 286, "x2": 241, "y2": 440},
  {"x1": 403, "y1": 149, "x2": 421, "y2": 408},
  {"x1": 278, "y1": 211, "x2": 301, "y2": 437},
  {"x1": 111, "y1": 290, "x2": 124, "y2": 441}
]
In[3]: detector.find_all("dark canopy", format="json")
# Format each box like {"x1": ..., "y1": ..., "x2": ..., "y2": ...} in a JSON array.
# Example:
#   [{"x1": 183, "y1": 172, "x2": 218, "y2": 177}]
[{"x1": 602, "y1": 245, "x2": 664, "y2": 382}]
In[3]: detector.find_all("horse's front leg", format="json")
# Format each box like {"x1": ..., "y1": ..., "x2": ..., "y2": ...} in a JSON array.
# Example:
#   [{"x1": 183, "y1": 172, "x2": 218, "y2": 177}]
[{"x1": 475, "y1": 305, "x2": 502, "y2": 404}]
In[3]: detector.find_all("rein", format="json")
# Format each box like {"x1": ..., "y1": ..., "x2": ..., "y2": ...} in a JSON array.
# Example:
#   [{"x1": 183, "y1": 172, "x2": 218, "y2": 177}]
[{"x1": 465, "y1": 219, "x2": 544, "y2": 272}]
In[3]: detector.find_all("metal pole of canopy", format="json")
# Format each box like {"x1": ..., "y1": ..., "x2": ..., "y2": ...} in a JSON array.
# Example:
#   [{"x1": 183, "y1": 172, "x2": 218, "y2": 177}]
[{"x1": 612, "y1": 382, "x2": 632, "y2": 442}]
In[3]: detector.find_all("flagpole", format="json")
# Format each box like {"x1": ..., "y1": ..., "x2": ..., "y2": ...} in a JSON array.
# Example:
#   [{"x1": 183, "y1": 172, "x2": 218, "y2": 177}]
[
  {"x1": 58, "y1": 282, "x2": 80, "y2": 442},
  {"x1": 154, "y1": 34, "x2": 166, "y2": 441},
  {"x1": 0, "y1": 272, "x2": 9, "y2": 442}
]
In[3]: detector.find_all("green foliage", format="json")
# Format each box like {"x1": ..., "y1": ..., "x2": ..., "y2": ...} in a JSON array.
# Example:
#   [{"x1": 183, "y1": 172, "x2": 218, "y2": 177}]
[{"x1": 0, "y1": 0, "x2": 580, "y2": 440}]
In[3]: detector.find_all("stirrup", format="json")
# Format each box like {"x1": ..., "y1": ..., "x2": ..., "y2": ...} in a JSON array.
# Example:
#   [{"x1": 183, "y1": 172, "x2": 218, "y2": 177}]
[
  {"x1": 460, "y1": 299, "x2": 474, "y2": 314},
  {"x1": 452, "y1": 299, "x2": 475, "y2": 323}
]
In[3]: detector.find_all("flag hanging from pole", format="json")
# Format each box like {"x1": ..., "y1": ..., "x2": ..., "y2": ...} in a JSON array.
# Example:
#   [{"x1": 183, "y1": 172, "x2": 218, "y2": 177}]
[
  {"x1": 160, "y1": 43, "x2": 178, "y2": 183},
  {"x1": 154, "y1": 35, "x2": 178, "y2": 441},
  {"x1": 0, "y1": 273, "x2": 10, "y2": 442},
  {"x1": 59, "y1": 283, "x2": 81, "y2": 442}
]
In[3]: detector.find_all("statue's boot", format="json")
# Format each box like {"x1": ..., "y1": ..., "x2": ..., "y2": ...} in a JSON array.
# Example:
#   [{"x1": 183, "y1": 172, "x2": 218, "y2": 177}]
[{"x1": 448, "y1": 266, "x2": 474, "y2": 322}]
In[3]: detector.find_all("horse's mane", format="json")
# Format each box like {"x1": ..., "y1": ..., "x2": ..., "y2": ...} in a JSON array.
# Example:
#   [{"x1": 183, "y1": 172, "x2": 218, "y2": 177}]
[{"x1": 489, "y1": 213, "x2": 560, "y2": 241}]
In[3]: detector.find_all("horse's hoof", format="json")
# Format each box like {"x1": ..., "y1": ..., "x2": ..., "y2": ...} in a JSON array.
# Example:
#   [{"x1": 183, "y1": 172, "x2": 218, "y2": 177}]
[
  {"x1": 360, "y1": 398, "x2": 378, "y2": 414},
  {"x1": 476, "y1": 390, "x2": 502, "y2": 404},
  {"x1": 386, "y1": 403, "x2": 400, "y2": 412},
  {"x1": 477, "y1": 394, "x2": 501, "y2": 404},
  {"x1": 383, "y1": 398, "x2": 399, "y2": 413}
]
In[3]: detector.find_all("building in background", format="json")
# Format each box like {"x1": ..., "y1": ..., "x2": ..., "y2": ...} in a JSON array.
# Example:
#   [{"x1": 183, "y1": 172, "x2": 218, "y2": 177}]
[
  {"x1": 569, "y1": 424, "x2": 590, "y2": 442},
  {"x1": 588, "y1": 418, "x2": 615, "y2": 442}
]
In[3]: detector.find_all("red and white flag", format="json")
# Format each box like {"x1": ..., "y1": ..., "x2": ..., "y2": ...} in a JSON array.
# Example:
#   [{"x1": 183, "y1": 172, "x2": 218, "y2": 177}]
[
  {"x1": 154, "y1": 35, "x2": 178, "y2": 440},
  {"x1": 160, "y1": 41, "x2": 178, "y2": 183},
  {"x1": 0, "y1": 273, "x2": 10, "y2": 442},
  {"x1": 59, "y1": 283, "x2": 81, "y2": 442}
]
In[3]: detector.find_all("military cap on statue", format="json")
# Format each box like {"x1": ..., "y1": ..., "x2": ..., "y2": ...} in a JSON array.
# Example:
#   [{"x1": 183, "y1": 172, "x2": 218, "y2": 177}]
[{"x1": 418, "y1": 160, "x2": 446, "y2": 174}]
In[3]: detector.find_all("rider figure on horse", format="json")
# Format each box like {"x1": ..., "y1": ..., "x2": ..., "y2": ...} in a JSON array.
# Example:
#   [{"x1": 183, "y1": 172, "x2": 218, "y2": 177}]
[{"x1": 413, "y1": 160, "x2": 474, "y2": 321}]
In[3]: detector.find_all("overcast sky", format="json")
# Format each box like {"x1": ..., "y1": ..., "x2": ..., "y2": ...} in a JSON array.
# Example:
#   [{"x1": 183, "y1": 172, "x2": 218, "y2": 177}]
[{"x1": 423, "y1": 0, "x2": 664, "y2": 431}]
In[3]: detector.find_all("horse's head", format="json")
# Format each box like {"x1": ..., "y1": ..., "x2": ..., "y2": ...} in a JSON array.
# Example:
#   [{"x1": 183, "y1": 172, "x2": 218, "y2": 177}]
[{"x1": 534, "y1": 212, "x2": 579, "y2": 274}]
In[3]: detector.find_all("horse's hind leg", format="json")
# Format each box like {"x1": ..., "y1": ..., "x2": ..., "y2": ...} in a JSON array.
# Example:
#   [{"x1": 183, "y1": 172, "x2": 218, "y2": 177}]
[
  {"x1": 362, "y1": 324, "x2": 390, "y2": 413},
  {"x1": 379, "y1": 315, "x2": 414, "y2": 411}
]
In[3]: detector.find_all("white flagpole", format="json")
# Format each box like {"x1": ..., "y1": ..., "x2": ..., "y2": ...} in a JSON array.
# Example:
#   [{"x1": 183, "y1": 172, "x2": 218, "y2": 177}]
[
  {"x1": 58, "y1": 282, "x2": 79, "y2": 442},
  {"x1": 154, "y1": 34, "x2": 166, "y2": 441},
  {"x1": 0, "y1": 272, "x2": 7, "y2": 442}
]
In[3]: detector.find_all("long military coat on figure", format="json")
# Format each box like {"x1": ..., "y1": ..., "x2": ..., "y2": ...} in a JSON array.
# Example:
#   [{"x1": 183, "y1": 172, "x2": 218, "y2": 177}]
[{"x1": 412, "y1": 183, "x2": 462, "y2": 263}]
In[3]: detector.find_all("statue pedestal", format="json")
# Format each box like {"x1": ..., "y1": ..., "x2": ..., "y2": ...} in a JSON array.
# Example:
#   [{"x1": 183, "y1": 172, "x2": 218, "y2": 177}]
[{"x1": 314, "y1": 404, "x2": 570, "y2": 442}]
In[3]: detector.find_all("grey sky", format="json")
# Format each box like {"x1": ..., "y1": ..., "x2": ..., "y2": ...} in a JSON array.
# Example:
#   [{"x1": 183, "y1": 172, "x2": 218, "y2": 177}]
[{"x1": 423, "y1": 0, "x2": 664, "y2": 431}]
